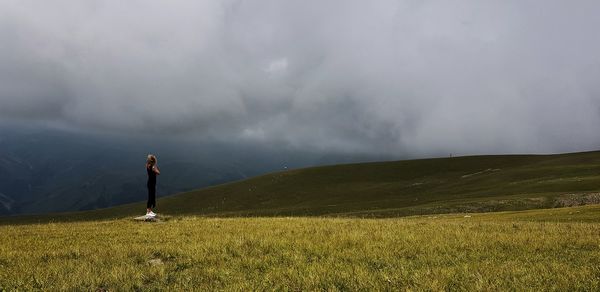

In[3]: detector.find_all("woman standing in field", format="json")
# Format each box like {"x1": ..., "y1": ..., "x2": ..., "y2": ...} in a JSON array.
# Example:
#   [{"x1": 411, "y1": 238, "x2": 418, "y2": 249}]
[{"x1": 146, "y1": 154, "x2": 160, "y2": 217}]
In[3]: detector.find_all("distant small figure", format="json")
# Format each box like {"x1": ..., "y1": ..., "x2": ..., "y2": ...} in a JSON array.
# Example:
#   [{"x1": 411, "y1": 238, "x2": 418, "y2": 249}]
[{"x1": 146, "y1": 154, "x2": 160, "y2": 218}]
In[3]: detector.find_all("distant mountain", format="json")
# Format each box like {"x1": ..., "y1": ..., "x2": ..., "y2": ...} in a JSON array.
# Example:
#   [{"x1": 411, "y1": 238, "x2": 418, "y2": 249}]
[{"x1": 0, "y1": 127, "x2": 393, "y2": 216}]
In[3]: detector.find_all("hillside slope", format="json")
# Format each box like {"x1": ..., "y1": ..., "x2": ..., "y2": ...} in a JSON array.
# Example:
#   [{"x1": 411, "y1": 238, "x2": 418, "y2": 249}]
[
  {"x1": 1, "y1": 128, "x2": 374, "y2": 216},
  {"x1": 2, "y1": 151, "x2": 600, "y2": 224}
]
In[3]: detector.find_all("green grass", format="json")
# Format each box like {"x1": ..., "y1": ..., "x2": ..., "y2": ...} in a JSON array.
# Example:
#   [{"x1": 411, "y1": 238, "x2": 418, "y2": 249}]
[
  {"x1": 3, "y1": 151, "x2": 600, "y2": 224},
  {"x1": 443, "y1": 203, "x2": 600, "y2": 223},
  {"x1": 1, "y1": 205, "x2": 599, "y2": 290}
]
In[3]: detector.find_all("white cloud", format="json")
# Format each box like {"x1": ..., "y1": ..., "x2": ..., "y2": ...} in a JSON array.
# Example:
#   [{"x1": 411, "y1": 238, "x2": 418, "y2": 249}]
[
  {"x1": 0, "y1": 0, "x2": 599, "y2": 156},
  {"x1": 264, "y1": 58, "x2": 288, "y2": 75}
]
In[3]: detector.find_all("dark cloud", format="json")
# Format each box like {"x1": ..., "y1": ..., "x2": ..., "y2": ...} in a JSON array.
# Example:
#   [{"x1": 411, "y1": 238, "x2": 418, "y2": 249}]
[{"x1": 1, "y1": 0, "x2": 599, "y2": 156}]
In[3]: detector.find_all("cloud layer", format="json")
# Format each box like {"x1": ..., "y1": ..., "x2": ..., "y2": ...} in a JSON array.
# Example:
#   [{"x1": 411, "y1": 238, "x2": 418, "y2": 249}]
[{"x1": 1, "y1": 0, "x2": 599, "y2": 156}]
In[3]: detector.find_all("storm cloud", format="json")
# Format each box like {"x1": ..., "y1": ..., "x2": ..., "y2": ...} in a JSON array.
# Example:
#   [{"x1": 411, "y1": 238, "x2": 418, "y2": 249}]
[{"x1": 1, "y1": 0, "x2": 599, "y2": 156}]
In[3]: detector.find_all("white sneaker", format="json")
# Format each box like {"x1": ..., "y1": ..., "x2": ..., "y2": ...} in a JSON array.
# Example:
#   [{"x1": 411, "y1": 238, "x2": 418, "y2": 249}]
[{"x1": 148, "y1": 211, "x2": 157, "y2": 217}]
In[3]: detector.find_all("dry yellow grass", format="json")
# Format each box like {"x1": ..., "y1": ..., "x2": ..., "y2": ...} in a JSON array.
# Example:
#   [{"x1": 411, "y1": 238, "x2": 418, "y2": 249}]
[{"x1": 1, "y1": 206, "x2": 599, "y2": 290}]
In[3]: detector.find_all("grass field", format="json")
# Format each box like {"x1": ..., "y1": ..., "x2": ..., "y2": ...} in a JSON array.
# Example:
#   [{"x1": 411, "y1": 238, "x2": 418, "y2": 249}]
[
  {"x1": 1, "y1": 152, "x2": 600, "y2": 290},
  {"x1": 1, "y1": 205, "x2": 599, "y2": 290}
]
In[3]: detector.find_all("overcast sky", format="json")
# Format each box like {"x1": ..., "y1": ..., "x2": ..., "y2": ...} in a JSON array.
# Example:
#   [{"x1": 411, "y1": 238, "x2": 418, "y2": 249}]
[{"x1": 1, "y1": 0, "x2": 599, "y2": 157}]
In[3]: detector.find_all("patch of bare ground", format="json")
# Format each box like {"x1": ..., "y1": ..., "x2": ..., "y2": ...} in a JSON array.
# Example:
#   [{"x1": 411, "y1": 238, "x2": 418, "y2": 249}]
[{"x1": 554, "y1": 193, "x2": 600, "y2": 207}]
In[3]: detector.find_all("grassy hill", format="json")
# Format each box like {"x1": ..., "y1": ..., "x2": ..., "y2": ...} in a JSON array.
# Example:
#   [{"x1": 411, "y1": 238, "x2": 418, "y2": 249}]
[
  {"x1": 2, "y1": 152, "x2": 600, "y2": 290},
  {"x1": 2, "y1": 151, "x2": 600, "y2": 224}
]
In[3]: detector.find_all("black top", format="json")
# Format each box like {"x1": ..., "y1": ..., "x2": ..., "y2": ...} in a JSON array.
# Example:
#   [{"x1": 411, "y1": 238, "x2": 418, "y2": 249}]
[{"x1": 147, "y1": 165, "x2": 157, "y2": 186}]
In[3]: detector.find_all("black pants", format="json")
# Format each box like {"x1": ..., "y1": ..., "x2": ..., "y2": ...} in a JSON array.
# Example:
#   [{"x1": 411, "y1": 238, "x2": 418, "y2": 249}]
[{"x1": 147, "y1": 184, "x2": 156, "y2": 209}]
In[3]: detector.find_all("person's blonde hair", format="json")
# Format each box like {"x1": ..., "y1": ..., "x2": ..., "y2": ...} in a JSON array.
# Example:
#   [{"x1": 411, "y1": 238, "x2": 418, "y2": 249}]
[{"x1": 146, "y1": 154, "x2": 157, "y2": 167}]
